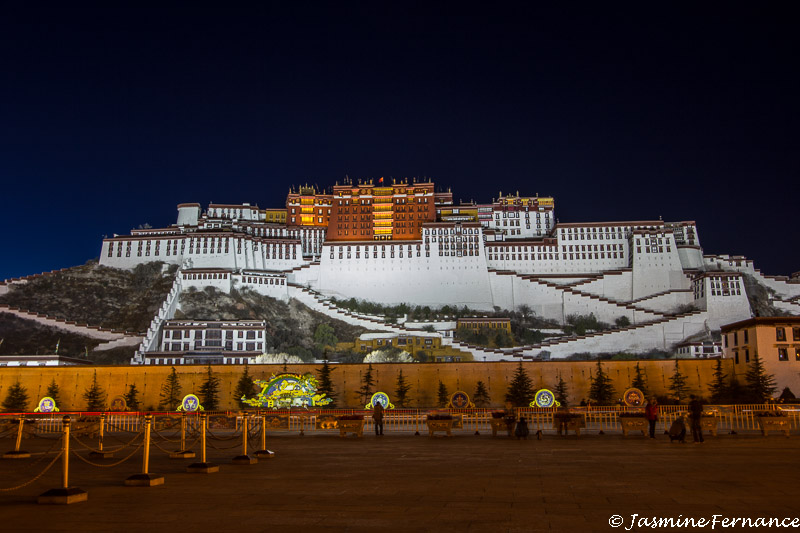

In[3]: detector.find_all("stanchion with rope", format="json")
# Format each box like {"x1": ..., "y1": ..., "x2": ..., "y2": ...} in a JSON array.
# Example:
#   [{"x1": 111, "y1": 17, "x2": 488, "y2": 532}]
[
  {"x1": 89, "y1": 414, "x2": 114, "y2": 459},
  {"x1": 3, "y1": 416, "x2": 31, "y2": 459},
  {"x1": 232, "y1": 412, "x2": 256, "y2": 465},
  {"x1": 187, "y1": 413, "x2": 218, "y2": 473},
  {"x1": 124, "y1": 415, "x2": 164, "y2": 487},
  {"x1": 254, "y1": 413, "x2": 275, "y2": 459},
  {"x1": 38, "y1": 415, "x2": 88, "y2": 504},
  {"x1": 169, "y1": 412, "x2": 195, "y2": 459}
]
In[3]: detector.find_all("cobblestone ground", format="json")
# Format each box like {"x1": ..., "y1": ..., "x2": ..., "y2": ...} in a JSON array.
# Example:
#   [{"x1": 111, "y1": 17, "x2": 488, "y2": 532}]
[{"x1": 1, "y1": 431, "x2": 799, "y2": 532}]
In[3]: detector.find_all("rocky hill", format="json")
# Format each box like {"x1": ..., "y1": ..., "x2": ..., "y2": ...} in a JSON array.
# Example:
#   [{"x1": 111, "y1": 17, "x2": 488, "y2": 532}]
[
  {"x1": 0, "y1": 261, "x2": 177, "y2": 333},
  {"x1": 176, "y1": 286, "x2": 367, "y2": 361}
]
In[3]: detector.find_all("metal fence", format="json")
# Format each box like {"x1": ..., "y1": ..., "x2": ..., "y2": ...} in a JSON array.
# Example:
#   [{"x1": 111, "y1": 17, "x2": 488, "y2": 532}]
[{"x1": 3, "y1": 404, "x2": 798, "y2": 437}]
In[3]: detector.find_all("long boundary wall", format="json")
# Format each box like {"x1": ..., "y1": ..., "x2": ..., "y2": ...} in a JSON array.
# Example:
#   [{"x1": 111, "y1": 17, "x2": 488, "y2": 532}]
[{"x1": 0, "y1": 359, "x2": 729, "y2": 411}]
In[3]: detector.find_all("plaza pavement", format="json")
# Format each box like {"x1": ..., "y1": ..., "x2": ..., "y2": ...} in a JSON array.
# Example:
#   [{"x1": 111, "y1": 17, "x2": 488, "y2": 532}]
[{"x1": 1, "y1": 430, "x2": 799, "y2": 532}]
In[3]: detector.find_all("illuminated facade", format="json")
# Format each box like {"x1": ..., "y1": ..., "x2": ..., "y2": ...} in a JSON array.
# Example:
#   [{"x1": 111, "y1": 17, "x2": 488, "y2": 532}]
[
  {"x1": 327, "y1": 178, "x2": 436, "y2": 241},
  {"x1": 286, "y1": 185, "x2": 331, "y2": 228}
]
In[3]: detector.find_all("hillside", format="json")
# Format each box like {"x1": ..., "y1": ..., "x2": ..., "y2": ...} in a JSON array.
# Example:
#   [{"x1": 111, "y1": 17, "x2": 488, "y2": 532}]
[
  {"x1": 0, "y1": 261, "x2": 177, "y2": 333},
  {"x1": 176, "y1": 286, "x2": 368, "y2": 360}
]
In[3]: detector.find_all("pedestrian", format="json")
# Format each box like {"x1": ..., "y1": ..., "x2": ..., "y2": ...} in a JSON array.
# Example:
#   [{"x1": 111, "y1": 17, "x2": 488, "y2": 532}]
[
  {"x1": 645, "y1": 397, "x2": 659, "y2": 439},
  {"x1": 373, "y1": 401, "x2": 385, "y2": 436},
  {"x1": 667, "y1": 415, "x2": 687, "y2": 443},
  {"x1": 688, "y1": 394, "x2": 704, "y2": 443},
  {"x1": 515, "y1": 416, "x2": 530, "y2": 440}
]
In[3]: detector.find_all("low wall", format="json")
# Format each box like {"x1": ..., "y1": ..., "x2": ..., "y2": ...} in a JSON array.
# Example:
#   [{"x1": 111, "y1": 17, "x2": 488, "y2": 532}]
[{"x1": 0, "y1": 359, "x2": 730, "y2": 411}]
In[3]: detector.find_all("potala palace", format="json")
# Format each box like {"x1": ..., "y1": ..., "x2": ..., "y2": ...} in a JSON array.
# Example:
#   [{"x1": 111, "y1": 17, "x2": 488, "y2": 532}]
[{"x1": 97, "y1": 178, "x2": 800, "y2": 365}]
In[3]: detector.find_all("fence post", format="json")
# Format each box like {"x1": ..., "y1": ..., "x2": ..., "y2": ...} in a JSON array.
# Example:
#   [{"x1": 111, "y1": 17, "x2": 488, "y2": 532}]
[
  {"x1": 170, "y1": 412, "x2": 195, "y2": 459},
  {"x1": 232, "y1": 412, "x2": 257, "y2": 465},
  {"x1": 187, "y1": 413, "x2": 218, "y2": 473},
  {"x1": 125, "y1": 414, "x2": 164, "y2": 486},
  {"x1": 38, "y1": 415, "x2": 88, "y2": 504},
  {"x1": 254, "y1": 413, "x2": 275, "y2": 458},
  {"x1": 3, "y1": 416, "x2": 30, "y2": 459},
  {"x1": 89, "y1": 414, "x2": 114, "y2": 458}
]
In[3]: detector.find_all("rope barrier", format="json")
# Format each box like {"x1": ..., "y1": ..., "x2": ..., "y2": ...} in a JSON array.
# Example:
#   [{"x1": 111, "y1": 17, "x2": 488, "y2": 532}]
[
  {"x1": 0, "y1": 451, "x2": 64, "y2": 492},
  {"x1": 71, "y1": 439, "x2": 144, "y2": 468},
  {"x1": 70, "y1": 429, "x2": 143, "y2": 454},
  {"x1": 0, "y1": 438, "x2": 63, "y2": 473},
  {"x1": 206, "y1": 427, "x2": 243, "y2": 441},
  {"x1": 150, "y1": 436, "x2": 201, "y2": 455}
]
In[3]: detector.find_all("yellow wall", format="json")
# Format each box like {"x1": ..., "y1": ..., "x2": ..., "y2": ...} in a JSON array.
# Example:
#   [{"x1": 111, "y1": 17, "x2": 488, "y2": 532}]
[{"x1": 0, "y1": 359, "x2": 731, "y2": 411}]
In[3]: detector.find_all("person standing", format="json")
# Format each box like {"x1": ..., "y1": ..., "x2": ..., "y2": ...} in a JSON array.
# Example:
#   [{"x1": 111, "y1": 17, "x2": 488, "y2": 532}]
[
  {"x1": 373, "y1": 401, "x2": 385, "y2": 436},
  {"x1": 645, "y1": 397, "x2": 659, "y2": 439},
  {"x1": 688, "y1": 395, "x2": 704, "y2": 443}
]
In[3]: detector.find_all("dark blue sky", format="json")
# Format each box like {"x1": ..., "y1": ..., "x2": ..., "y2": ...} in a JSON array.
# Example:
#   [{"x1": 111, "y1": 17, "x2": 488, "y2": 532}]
[{"x1": 1, "y1": 4, "x2": 797, "y2": 280}]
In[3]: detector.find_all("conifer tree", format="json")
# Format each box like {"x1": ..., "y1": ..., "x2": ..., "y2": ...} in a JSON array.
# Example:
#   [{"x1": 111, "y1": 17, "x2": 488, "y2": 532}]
[
  {"x1": 315, "y1": 360, "x2": 336, "y2": 408},
  {"x1": 158, "y1": 367, "x2": 182, "y2": 411},
  {"x1": 505, "y1": 362, "x2": 535, "y2": 407},
  {"x1": 631, "y1": 362, "x2": 648, "y2": 397},
  {"x1": 554, "y1": 372, "x2": 569, "y2": 407},
  {"x1": 667, "y1": 359, "x2": 690, "y2": 403},
  {"x1": 437, "y1": 380, "x2": 450, "y2": 407},
  {"x1": 395, "y1": 369, "x2": 412, "y2": 408},
  {"x1": 588, "y1": 360, "x2": 615, "y2": 405},
  {"x1": 358, "y1": 363, "x2": 375, "y2": 405},
  {"x1": 2, "y1": 382, "x2": 29, "y2": 412},
  {"x1": 234, "y1": 364, "x2": 260, "y2": 408},
  {"x1": 124, "y1": 383, "x2": 141, "y2": 411},
  {"x1": 725, "y1": 377, "x2": 746, "y2": 404},
  {"x1": 744, "y1": 353, "x2": 777, "y2": 402},
  {"x1": 473, "y1": 381, "x2": 490, "y2": 407},
  {"x1": 707, "y1": 359, "x2": 728, "y2": 404},
  {"x1": 45, "y1": 379, "x2": 61, "y2": 408},
  {"x1": 83, "y1": 370, "x2": 107, "y2": 412},
  {"x1": 199, "y1": 364, "x2": 221, "y2": 411}
]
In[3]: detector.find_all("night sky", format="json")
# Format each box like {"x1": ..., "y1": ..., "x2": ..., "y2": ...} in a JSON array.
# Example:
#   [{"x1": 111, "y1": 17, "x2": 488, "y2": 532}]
[{"x1": 1, "y1": 4, "x2": 797, "y2": 280}]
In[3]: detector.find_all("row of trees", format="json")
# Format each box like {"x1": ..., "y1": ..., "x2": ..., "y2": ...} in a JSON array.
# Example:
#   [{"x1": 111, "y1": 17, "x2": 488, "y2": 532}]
[{"x1": 1, "y1": 356, "x2": 784, "y2": 412}]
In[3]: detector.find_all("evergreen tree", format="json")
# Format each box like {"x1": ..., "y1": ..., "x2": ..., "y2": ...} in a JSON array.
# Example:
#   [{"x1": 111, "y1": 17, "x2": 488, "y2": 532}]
[
  {"x1": 554, "y1": 372, "x2": 569, "y2": 407},
  {"x1": 124, "y1": 383, "x2": 141, "y2": 411},
  {"x1": 234, "y1": 364, "x2": 260, "y2": 408},
  {"x1": 2, "y1": 381, "x2": 29, "y2": 412},
  {"x1": 199, "y1": 364, "x2": 221, "y2": 411},
  {"x1": 395, "y1": 369, "x2": 412, "y2": 408},
  {"x1": 707, "y1": 359, "x2": 728, "y2": 404},
  {"x1": 631, "y1": 362, "x2": 648, "y2": 397},
  {"x1": 315, "y1": 360, "x2": 337, "y2": 408},
  {"x1": 83, "y1": 370, "x2": 107, "y2": 412},
  {"x1": 45, "y1": 379, "x2": 61, "y2": 408},
  {"x1": 588, "y1": 360, "x2": 615, "y2": 405},
  {"x1": 358, "y1": 364, "x2": 375, "y2": 405},
  {"x1": 473, "y1": 381, "x2": 490, "y2": 407},
  {"x1": 778, "y1": 386, "x2": 796, "y2": 401},
  {"x1": 505, "y1": 362, "x2": 535, "y2": 407},
  {"x1": 437, "y1": 380, "x2": 450, "y2": 407},
  {"x1": 744, "y1": 353, "x2": 777, "y2": 402},
  {"x1": 667, "y1": 360, "x2": 690, "y2": 403},
  {"x1": 158, "y1": 367, "x2": 183, "y2": 411},
  {"x1": 725, "y1": 377, "x2": 747, "y2": 404}
]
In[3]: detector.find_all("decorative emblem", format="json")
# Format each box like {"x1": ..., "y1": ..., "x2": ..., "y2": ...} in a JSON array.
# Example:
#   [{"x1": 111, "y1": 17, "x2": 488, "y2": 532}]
[
  {"x1": 530, "y1": 389, "x2": 561, "y2": 408},
  {"x1": 109, "y1": 395, "x2": 128, "y2": 412},
  {"x1": 34, "y1": 397, "x2": 59, "y2": 413},
  {"x1": 365, "y1": 392, "x2": 395, "y2": 410},
  {"x1": 623, "y1": 388, "x2": 645, "y2": 407},
  {"x1": 242, "y1": 373, "x2": 331, "y2": 409},
  {"x1": 177, "y1": 394, "x2": 204, "y2": 412},
  {"x1": 449, "y1": 391, "x2": 475, "y2": 409}
]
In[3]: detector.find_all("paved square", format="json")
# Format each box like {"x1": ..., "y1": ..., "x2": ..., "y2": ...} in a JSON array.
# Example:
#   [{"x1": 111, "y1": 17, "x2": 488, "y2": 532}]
[{"x1": 1, "y1": 431, "x2": 799, "y2": 532}]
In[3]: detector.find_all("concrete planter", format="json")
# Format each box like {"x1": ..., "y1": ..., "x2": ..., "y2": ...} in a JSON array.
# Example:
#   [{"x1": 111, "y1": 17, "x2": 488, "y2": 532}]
[
  {"x1": 553, "y1": 416, "x2": 584, "y2": 436},
  {"x1": 490, "y1": 417, "x2": 514, "y2": 437},
  {"x1": 426, "y1": 418, "x2": 454, "y2": 437},
  {"x1": 337, "y1": 419, "x2": 365, "y2": 438},
  {"x1": 757, "y1": 416, "x2": 790, "y2": 437},
  {"x1": 700, "y1": 416, "x2": 718, "y2": 437},
  {"x1": 620, "y1": 416, "x2": 648, "y2": 437}
]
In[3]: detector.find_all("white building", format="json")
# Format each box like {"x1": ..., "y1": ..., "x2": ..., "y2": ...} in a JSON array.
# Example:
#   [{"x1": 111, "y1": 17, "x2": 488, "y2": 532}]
[{"x1": 95, "y1": 191, "x2": 800, "y2": 364}]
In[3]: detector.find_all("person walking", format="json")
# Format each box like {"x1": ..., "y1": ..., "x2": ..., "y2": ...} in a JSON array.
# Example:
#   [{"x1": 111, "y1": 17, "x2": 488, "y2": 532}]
[
  {"x1": 373, "y1": 401, "x2": 385, "y2": 436},
  {"x1": 645, "y1": 397, "x2": 659, "y2": 439},
  {"x1": 688, "y1": 394, "x2": 704, "y2": 443}
]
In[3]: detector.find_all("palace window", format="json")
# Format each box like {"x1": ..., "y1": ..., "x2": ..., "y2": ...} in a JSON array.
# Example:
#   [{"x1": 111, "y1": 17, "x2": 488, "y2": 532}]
[
  {"x1": 778, "y1": 348, "x2": 788, "y2": 361},
  {"x1": 776, "y1": 327, "x2": 786, "y2": 341}
]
